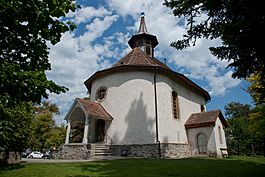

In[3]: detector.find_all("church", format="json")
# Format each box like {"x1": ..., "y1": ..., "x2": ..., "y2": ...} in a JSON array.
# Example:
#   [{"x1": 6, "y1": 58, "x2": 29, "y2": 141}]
[{"x1": 60, "y1": 13, "x2": 228, "y2": 159}]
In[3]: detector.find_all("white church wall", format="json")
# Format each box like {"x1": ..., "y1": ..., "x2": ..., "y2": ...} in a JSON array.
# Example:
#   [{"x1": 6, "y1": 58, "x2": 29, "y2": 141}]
[
  {"x1": 156, "y1": 74, "x2": 206, "y2": 144},
  {"x1": 91, "y1": 71, "x2": 157, "y2": 145},
  {"x1": 90, "y1": 70, "x2": 207, "y2": 145},
  {"x1": 213, "y1": 117, "x2": 227, "y2": 157}
]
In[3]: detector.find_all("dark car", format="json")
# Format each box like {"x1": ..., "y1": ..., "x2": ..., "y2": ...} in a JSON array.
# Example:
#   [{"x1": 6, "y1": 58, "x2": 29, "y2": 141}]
[
  {"x1": 22, "y1": 150, "x2": 31, "y2": 158},
  {"x1": 42, "y1": 151, "x2": 51, "y2": 159}
]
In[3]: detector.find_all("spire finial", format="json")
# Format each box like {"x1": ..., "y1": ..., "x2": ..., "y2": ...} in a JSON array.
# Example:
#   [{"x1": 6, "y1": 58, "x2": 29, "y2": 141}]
[{"x1": 138, "y1": 12, "x2": 148, "y2": 34}]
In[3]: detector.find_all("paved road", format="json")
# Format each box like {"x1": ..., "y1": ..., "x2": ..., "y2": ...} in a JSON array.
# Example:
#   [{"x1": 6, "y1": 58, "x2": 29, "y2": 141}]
[{"x1": 22, "y1": 156, "x2": 127, "y2": 163}]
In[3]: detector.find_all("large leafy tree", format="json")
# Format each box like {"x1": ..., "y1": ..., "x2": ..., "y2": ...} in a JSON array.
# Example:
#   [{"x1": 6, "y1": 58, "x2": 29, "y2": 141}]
[
  {"x1": 225, "y1": 102, "x2": 265, "y2": 155},
  {"x1": 29, "y1": 102, "x2": 66, "y2": 151},
  {"x1": 0, "y1": 0, "x2": 77, "y2": 155},
  {"x1": 164, "y1": 0, "x2": 265, "y2": 102}
]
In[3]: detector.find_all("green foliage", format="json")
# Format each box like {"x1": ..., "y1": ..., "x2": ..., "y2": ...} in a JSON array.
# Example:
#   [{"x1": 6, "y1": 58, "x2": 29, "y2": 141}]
[
  {"x1": 0, "y1": 0, "x2": 77, "y2": 104},
  {"x1": 29, "y1": 102, "x2": 66, "y2": 151},
  {"x1": 0, "y1": 102, "x2": 33, "y2": 152},
  {"x1": 164, "y1": 0, "x2": 265, "y2": 101},
  {"x1": 0, "y1": 0, "x2": 77, "y2": 154},
  {"x1": 225, "y1": 102, "x2": 265, "y2": 155},
  {"x1": 247, "y1": 73, "x2": 265, "y2": 104},
  {"x1": 69, "y1": 120, "x2": 84, "y2": 143}
]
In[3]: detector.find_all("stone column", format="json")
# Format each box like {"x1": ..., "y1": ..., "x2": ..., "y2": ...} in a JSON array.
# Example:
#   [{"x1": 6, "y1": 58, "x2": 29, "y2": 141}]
[
  {"x1": 65, "y1": 120, "x2": 71, "y2": 144},
  {"x1": 82, "y1": 115, "x2": 89, "y2": 144}
]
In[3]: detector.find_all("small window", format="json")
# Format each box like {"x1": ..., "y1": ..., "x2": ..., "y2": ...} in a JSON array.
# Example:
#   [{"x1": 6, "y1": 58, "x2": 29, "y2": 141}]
[
  {"x1": 172, "y1": 91, "x2": 180, "y2": 119},
  {"x1": 146, "y1": 46, "x2": 151, "y2": 56},
  {"x1": 96, "y1": 86, "x2": 107, "y2": 101},
  {"x1": 201, "y1": 105, "x2": 205, "y2": 112}
]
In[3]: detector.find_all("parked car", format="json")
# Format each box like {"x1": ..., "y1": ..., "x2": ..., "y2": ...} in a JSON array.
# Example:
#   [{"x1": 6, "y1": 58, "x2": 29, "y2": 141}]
[
  {"x1": 22, "y1": 149, "x2": 32, "y2": 158},
  {"x1": 42, "y1": 151, "x2": 51, "y2": 159},
  {"x1": 27, "y1": 151, "x2": 44, "y2": 158},
  {"x1": 22, "y1": 152, "x2": 30, "y2": 158}
]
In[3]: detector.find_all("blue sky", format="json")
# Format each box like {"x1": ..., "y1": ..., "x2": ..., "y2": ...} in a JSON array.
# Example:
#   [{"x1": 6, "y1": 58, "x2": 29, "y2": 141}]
[{"x1": 46, "y1": 0, "x2": 253, "y2": 124}]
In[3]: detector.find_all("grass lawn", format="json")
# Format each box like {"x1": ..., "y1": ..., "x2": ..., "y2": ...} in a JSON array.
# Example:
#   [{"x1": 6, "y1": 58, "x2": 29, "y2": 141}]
[{"x1": 0, "y1": 156, "x2": 265, "y2": 177}]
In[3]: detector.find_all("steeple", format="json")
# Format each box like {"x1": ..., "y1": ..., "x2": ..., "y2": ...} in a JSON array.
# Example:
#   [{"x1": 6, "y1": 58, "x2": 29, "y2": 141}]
[
  {"x1": 138, "y1": 12, "x2": 149, "y2": 34},
  {"x1": 128, "y1": 12, "x2": 158, "y2": 57}
]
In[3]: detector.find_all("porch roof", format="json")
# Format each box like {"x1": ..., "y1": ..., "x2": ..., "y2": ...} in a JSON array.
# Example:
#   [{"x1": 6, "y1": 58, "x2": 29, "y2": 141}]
[
  {"x1": 77, "y1": 98, "x2": 112, "y2": 120},
  {"x1": 185, "y1": 110, "x2": 228, "y2": 129}
]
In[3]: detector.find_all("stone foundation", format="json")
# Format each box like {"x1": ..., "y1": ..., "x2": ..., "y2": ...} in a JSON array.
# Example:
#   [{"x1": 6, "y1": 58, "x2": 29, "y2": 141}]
[
  {"x1": 0, "y1": 151, "x2": 21, "y2": 164},
  {"x1": 52, "y1": 144, "x2": 91, "y2": 160},
  {"x1": 111, "y1": 143, "x2": 191, "y2": 158},
  {"x1": 160, "y1": 143, "x2": 192, "y2": 158}
]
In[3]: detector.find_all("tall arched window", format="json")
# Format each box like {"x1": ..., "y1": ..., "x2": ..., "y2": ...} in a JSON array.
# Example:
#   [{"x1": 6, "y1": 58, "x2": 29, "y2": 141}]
[
  {"x1": 218, "y1": 126, "x2": 223, "y2": 144},
  {"x1": 197, "y1": 133, "x2": 207, "y2": 154},
  {"x1": 172, "y1": 91, "x2": 180, "y2": 119}
]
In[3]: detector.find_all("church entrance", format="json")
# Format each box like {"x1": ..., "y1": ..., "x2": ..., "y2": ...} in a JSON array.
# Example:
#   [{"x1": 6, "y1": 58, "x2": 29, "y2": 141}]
[
  {"x1": 95, "y1": 119, "x2": 105, "y2": 142},
  {"x1": 197, "y1": 133, "x2": 207, "y2": 154}
]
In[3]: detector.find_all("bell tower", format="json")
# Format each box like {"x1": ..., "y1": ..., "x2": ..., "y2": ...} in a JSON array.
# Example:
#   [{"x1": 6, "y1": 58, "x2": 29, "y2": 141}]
[{"x1": 128, "y1": 12, "x2": 159, "y2": 57}]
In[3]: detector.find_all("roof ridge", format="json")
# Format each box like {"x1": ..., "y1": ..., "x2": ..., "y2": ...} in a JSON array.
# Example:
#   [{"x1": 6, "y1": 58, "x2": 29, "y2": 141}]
[{"x1": 127, "y1": 48, "x2": 137, "y2": 64}]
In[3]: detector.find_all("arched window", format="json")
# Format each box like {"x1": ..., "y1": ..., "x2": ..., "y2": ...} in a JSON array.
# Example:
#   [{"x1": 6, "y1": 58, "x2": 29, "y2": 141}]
[
  {"x1": 197, "y1": 133, "x2": 207, "y2": 154},
  {"x1": 218, "y1": 126, "x2": 223, "y2": 144},
  {"x1": 172, "y1": 91, "x2": 180, "y2": 119}
]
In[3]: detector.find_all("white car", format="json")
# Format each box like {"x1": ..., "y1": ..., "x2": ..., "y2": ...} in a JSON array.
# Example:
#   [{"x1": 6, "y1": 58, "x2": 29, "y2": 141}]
[{"x1": 27, "y1": 151, "x2": 44, "y2": 158}]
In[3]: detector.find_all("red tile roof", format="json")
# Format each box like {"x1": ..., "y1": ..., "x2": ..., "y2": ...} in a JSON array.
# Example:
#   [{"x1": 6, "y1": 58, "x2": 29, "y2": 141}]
[
  {"x1": 77, "y1": 98, "x2": 112, "y2": 120},
  {"x1": 185, "y1": 110, "x2": 228, "y2": 128},
  {"x1": 111, "y1": 47, "x2": 169, "y2": 70}
]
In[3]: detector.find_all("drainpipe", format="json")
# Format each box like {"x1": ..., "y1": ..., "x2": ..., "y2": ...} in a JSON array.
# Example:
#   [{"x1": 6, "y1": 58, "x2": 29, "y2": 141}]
[{"x1": 154, "y1": 67, "x2": 161, "y2": 158}]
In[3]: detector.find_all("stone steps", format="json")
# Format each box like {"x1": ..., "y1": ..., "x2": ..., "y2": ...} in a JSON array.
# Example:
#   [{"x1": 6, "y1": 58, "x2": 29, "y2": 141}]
[{"x1": 92, "y1": 143, "x2": 112, "y2": 158}]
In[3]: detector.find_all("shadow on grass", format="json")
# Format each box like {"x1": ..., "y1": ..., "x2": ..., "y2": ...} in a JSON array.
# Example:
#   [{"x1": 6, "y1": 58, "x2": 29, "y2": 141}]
[
  {"x1": 72, "y1": 158, "x2": 265, "y2": 177},
  {"x1": 0, "y1": 163, "x2": 25, "y2": 172},
  {"x1": 0, "y1": 157, "x2": 264, "y2": 177}
]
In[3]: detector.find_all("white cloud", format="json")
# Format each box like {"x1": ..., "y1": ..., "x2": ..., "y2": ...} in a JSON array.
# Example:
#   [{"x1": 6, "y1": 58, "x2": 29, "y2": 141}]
[
  {"x1": 47, "y1": 1, "x2": 242, "y2": 124},
  {"x1": 67, "y1": 6, "x2": 111, "y2": 25},
  {"x1": 106, "y1": 0, "x2": 241, "y2": 96}
]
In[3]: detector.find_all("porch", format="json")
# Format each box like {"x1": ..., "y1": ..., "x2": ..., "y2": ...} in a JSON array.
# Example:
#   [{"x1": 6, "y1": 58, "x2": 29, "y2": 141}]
[{"x1": 64, "y1": 98, "x2": 112, "y2": 145}]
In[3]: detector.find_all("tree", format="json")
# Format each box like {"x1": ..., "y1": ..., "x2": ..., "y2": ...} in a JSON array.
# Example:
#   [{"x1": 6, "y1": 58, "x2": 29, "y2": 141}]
[
  {"x1": 164, "y1": 0, "x2": 265, "y2": 102},
  {"x1": 225, "y1": 102, "x2": 265, "y2": 155},
  {"x1": 247, "y1": 72, "x2": 265, "y2": 104},
  {"x1": 0, "y1": 0, "x2": 77, "y2": 105},
  {"x1": 29, "y1": 102, "x2": 66, "y2": 151},
  {"x1": 0, "y1": 102, "x2": 33, "y2": 152},
  {"x1": 69, "y1": 120, "x2": 84, "y2": 143},
  {"x1": 0, "y1": 0, "x2": 77, "y2": 157}
]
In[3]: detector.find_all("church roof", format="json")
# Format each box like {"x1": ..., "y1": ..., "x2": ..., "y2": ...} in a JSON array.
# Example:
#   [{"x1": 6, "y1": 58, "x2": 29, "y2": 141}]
[
  {"x1": 77, "y1": 98, "x2": 112, "y2": 120},
  {"x1": 64, "y1": 98, "x2": 112, "y2": 121},
  {"x1": 84, "y1": 48, "x2": 211, "y2": 102},
  {"x1": 111, "y1": 47, "x2": 169, "y2": 69},
  {"x1": 84, "y1": 49, "x2": 211, "y2": 102},
  {"x1": 185, "y1": 110, "x2": 228, "y2": 128}
]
